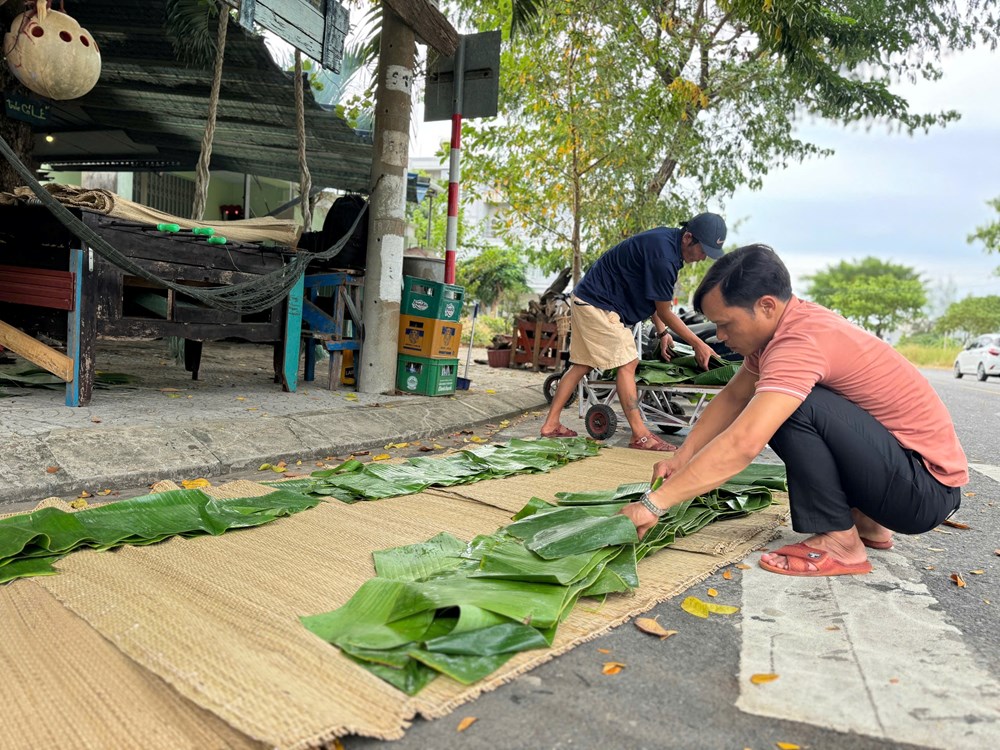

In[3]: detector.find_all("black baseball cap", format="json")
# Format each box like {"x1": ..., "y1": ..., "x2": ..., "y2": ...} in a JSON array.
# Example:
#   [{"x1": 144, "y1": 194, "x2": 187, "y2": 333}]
[{"x1": 682, "y1": 213, "x2": 727, "y2": 259}]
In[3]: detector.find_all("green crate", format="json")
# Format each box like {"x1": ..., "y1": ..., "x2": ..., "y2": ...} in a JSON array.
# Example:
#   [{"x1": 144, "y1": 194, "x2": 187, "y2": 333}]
[
  {"x1": 396, "y1": 355, "x2": 458, "y2": 396},
  {"x1": 401, "y1": 276, "x2": 464, "y2": 321}
]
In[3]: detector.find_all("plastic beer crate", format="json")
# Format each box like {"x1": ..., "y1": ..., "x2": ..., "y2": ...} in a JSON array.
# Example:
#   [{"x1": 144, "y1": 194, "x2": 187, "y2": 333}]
[
  {"x1": 401, "y1": 276, "x2": 464, "y2": 322},
  {"x1": 396, "y1": 355, "x2": 458, "y2": 396}
]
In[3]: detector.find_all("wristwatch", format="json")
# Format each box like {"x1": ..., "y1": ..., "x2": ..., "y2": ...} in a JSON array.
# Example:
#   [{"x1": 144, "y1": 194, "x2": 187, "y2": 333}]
[{"x1": 636, "y1": 490, "x2": 666, "y2": 518}]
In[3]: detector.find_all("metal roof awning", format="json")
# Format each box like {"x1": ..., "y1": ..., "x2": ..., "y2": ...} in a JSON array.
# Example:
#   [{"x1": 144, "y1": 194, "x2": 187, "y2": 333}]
[{"x1": 32, "y1": 0, "x2": 373, "y2": 192}]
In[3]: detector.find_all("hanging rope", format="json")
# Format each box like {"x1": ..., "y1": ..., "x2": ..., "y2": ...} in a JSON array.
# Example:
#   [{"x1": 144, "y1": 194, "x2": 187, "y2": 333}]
[
  {"x1": 0, "y1": 134, "x2": 373, "y2": 314},
  {"x1": 293, "y1": 50, "x2": 313, "y2": 231},
  {"x1": 190, "y1": 1, "x2": 229, "y2": 221}
]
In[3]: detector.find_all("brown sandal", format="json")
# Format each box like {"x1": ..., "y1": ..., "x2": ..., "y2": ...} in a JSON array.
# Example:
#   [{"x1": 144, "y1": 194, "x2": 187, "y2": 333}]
[
  {"x1": 628, "y1": 434, "x2": 676, "y2": 452},
  {"x1": 541, "y1": 425, "x2": 578, "y2": 438}
]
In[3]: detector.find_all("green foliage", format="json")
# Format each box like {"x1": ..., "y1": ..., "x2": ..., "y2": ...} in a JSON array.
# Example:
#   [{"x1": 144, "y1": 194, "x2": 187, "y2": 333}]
[
  {"x1": 894, "y1": 331, "x2": 963, "y2": 368},
  {"x1": 935, "y1": 295, "x2": 1000, "y2": 340},
  {"x1": 461, "y1": 314, "x2": 511, "y2": 346},
  {"x1": 456, "y1": 246, "x2": 530, "y2": 314},
  {"x1": 804, "y1": 257, "x2": 927, "y2": 338},
  {"x1": 447, "y1": 0, "x2": 995, "y2": 279},
  {"x1": 967, "y1": 196, "x2": 1000, "y2": 275}
]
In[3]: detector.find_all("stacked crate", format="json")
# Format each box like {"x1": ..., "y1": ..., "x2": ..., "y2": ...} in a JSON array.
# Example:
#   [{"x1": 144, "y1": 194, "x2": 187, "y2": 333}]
[{"x1": 396, "y1": 276, "x2": 465, "y2": 396}]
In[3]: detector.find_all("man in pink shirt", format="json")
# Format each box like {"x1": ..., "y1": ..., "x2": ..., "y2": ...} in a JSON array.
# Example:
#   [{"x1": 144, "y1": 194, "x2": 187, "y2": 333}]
[{"x1": 620, "y1": 244, "x2": 967, "y2": 576}]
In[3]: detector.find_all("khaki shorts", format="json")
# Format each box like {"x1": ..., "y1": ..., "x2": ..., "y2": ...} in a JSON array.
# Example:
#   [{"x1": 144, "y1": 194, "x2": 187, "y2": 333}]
[{"x1": 568, "y1": 296, "x2": 639, "y2": 370}]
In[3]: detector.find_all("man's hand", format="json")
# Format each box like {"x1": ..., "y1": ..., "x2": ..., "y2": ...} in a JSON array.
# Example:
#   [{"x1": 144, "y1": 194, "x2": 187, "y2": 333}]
[
  {"x1": 694, "y1": 341, "x2": 715, "y2": 371},
  {"x1": 619, "y1": 501, "x2": 660, "y2": 540},
  {"x1": 651, "y1": 455, "x2": 684, "y2": 483},
  {"x1": 659, "y1": 332, "x2": 675, "y2": 361}
]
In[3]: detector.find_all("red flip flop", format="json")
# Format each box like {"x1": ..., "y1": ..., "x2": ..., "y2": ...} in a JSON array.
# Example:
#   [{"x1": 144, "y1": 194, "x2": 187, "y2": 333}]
[
  {"x1": 759, "y1": 542, "x2": 872, "y2": 577},
  {"x1": 628, "y1": 434, "x2": 677, "y2": 452},
  {"x1": 540, "y1": 425, "x2": 578, "y2": 438},
  {"x1": 861, "y1": 537, "x2": 893, "y2": 550}
]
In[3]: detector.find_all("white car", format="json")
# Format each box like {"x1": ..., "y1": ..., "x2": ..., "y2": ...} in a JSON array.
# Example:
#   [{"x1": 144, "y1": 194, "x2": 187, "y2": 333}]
[{"x1": 954, "y1": 333, "x2": 1000, "y2": 381}]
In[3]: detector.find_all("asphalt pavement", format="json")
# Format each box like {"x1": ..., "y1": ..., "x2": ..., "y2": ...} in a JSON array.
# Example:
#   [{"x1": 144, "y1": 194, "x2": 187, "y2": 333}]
[{"x1": 2, "y1": 341, "x2": 997, "y2": 750}]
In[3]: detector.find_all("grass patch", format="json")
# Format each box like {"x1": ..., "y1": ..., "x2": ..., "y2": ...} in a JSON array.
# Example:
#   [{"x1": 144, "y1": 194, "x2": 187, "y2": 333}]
[{"x1": 895, "y1": 343, "x2": 959, "y2": 368}]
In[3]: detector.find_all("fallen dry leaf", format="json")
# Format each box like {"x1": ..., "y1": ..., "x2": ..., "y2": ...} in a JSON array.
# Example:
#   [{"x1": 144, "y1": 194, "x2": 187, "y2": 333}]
[
  {"x1": 467, "y1": 436, "x2": 486, "y2": 443},
  {"x1": 969, "y1": 570, "x2": 985, "y2": 575},
  {"x1": 932, "y1": 528, "x2": 954, "y2": 535},
  {"x1": 602, "y1": 662, "x2": 626, "y2": 675},
  {"x1": 419, "y1": 445, "x2": 434, "y2": 452},
  {"x1": 928, "y1": 547, "x2": 946, "y2": 552},
  {"x1": 750, "y1": 673, "x2": 779, "y2": 685},
  {"x1": 964, "y1": 491, "x2": 975, "y2": 498},
  {"x1": 78, "y1": 490, "x2": 91, "y2": 498},
  {"x1": 985, "y1": 599, "x2": 991, "y2": 605},
  {"x1": 707, "y1": 588, "x2": 718, "y2": 597},
  {"x1": 681, "y1": 596, "x2": 740, "y2": 619},
  {"x1": 950, "y1": 573, "x2": 967, "y2": 588},
  {"x1": 825, "y1": 626, "x2": 841, "y2": 631},
  {"x1": 456, "y1": 717, "x2": 477, "y2": 732},
  {"x1": 90, "y1": 416, "x2": 101, "y2": 423},
  {"x1": 994, "y1": 549, "x2": 1000, "y2": 557},
  {"x1": 181, "y1": 478, "x2": 211, "y2": 489},
  {"x1": 925, "y1": 566, "x2": 936, "y2": 571},
  {"x1": 942, "y1": 519, "x2": 970, "y2": 530},
  {"x1": 45, "y1": 466, "x2": 60, "y2": 474},
  {"x1": 433, "y1": 444, "x2": 445, "y2": 450},
  {"x1": 499, "y1": 419, "x2": 511, "y2": 427},
  {"x1": 371, "y1": 453, "x2": 391, "y2": 462},
  {"x1": 635, "y1": 617, "x2": 677, "y2": 640},
  {"x1": 485, "y1": 389, "x2": 496, "y2": 394},
  {"x1": 351, "y1": 450, "x2": 369, "y2": 457},
  {"x1": 776, "y1": 743, "x2": 801, "y2": 750},
  {"x1": 97, "y1": 489, "x2": 112, "y2": 496},
  {"x1": 330, "y1": 738, "x2": 345, "y2": 750},
  {"x1": 69, "y1": 498, "x2": 89, "y2": 509},
  {"x1": 597, "y1": 648, "x2": 611, "y2": 654},
  {"x1": 735, "y1": 563, "x2": 751, "y2": 570},
  {"x1": 723, "y1": 569, "x2": 733, "y2": 580},
  {"x1": 889, "y1": 678, "x2": 900, "y2": 684},
  {"x1": 385, "y1": 442, "x2": 409, "y2": 449}
]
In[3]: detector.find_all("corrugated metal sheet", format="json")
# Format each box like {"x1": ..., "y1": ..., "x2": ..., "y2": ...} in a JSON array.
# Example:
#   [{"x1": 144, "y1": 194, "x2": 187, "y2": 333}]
[{"x1": 32, "y1": 1, "x2": 372, "y2": 192}]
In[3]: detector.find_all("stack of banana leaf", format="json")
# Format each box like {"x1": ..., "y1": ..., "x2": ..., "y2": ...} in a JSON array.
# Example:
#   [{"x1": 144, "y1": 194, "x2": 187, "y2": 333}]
[
  {"x1": 0, "y1": 487, "x2": 320, "y2": 584},
  {"x1": 598, "y1": 342, "x2": 741, "y2": 387},
  {"x1": 266, "y1": 437, "x2": 601, "y2": 503},
  {"x1": 302, "y1": 463, "x2": 786, "y2": 695}
]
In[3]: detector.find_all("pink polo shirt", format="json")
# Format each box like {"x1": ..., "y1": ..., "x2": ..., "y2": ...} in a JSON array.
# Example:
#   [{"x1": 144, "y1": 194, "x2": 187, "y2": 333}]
[{"x1": 743, "y1": 297, "x2": 968, "y2": 487}]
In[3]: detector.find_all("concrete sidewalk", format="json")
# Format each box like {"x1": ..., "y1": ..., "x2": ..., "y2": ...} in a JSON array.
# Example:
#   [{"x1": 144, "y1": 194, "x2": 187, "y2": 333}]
[{"x1": 0, "y1": 340, "x2": 549, "y2": 506}]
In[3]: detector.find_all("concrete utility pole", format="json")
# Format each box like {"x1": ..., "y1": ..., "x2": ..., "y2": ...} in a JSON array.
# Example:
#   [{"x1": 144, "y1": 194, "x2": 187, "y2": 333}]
[{"x1": 358, "y1": 6, "x2": 415, "y2": 394}]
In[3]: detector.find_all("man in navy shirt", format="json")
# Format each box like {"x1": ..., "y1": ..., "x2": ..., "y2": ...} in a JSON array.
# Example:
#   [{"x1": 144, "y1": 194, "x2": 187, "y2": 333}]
[{"x1": 540, "y1": 213, "x2": 727, "y2": 450}]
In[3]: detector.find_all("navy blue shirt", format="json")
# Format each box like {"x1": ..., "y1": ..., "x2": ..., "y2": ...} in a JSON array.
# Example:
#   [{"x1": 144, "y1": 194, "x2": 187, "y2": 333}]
[{"x1": 572, "y1": 227, "x2": 682, "y2": 327}]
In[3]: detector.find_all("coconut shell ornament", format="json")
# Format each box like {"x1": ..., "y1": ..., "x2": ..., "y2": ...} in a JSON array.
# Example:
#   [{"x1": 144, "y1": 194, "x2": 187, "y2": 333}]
[{"x1": 3, "y1": 0, "x2": 101, "y2": 100}]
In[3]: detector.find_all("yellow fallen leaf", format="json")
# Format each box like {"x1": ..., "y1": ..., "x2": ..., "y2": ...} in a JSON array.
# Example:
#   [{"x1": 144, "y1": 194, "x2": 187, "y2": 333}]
[
  {"x1": 456, "y1": 716, "x2": 477, "y2": 732},
  {"x1": 499, "y1": 419, "x2": 510, "y2": 427},
  {"x1": 165, "y1": 393, "x2": 181, "y2": 398},
  {"x1": 45, "y1": 465, "x2": 60, "y2": 474},
  {"x1": 78, "y1": 490, "x2": 91, "y2": 498},
  {"x1": 602, "y1": 661, "x2": 626, "y2": 675},
  {"x1": 97, "y1": 489, "x2": 112, "y2": 496},
  {"x1": 932, "y1": 528, "x2": 953, "y2": 534},
  {"x1": 750, "y1": 673, "x2": 779, "y2": 684},
  {"x1": 825, "y1": 626, "x2": 840, "y2": 631},
  {"x1": 706, "y1": 601, "x2": 739, "y2": 615},
  {"x1": 722, "y1": 569, "x2": 732, "y2": 580},
  {"x1": 181, "y1": 478, "x2": 211, "y2": 489},
  {"x1": 928, "y1": 547, "x2": 945, "y2": 552},
  {"x1": 969, "y1": 570, "x2": 985, "y2": 575},
  {"x1": 259, "y1": 463, "x2": 273, "y2": 471},
  {"x1": 372, "y1": 453, "x2": 391, "y2": 461},
  {"x1": 597, "y1": 648, "x2": 611, "y2": 654},
  {"x1": 681, "y1": 597, "x2": 710, "y2": 619},
  {"x1": 295, "y1": 460, "x2": 302, "y2": 466},
  {"x1": 468, "y1": 436, "x2": 486, "y2": 443},
  {"x1": 635, "y1": 617, "x2": 677, "y2": 640},
  {"x1": 985, "y1": 599, "x2": 991, "y2": 605},
  {"x1": 90, "y1": 416, "x2": 101, "y2": 423},
  {"x1": 385, "y1": 442, "x2": 409, "y2": 449},
  {"x1": 330, "y1": 739, "x2": 345, "y2": 750},
  {"x1": 942, "y1": 519, "x2": 970, "y2": 529},
  {"x1": 776, "y1": 743, "x2": 801, "y2": 750},
  {"x1": 69, "y1": 498, "x2": 89, "y2": 509},
  {"x1": 707, "y1": 588, "x2": 718, "y2": 597},
  {"x1": 964, "y1": 491, "x2": 976, "y2": 497},
  {"x1": 344, "y1": 393, "x2": 358, "y2": 401},
  {"x1": 433, "y1": 444, "x2": 445, "y2": 450},
  {"x1": 485, "y1": 389, "x2": 496, "y2": 394},
  {"x1": 950, "y1": 573, "x2": 966, "y2": 588},
  {"x1": 925, "y1": 566, "x2": 936, "y2": 571},
  {"x1": 235, "y1": 396, "x2": 246, "y2": 401},
  {"x1": 735, "y1": 563, "x2": 751, "y2": 570}
]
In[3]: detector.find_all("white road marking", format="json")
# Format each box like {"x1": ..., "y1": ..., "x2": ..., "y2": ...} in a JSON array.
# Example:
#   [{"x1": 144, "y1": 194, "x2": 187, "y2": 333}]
[
  {"x1": 737, "y1": 530, "x2": 1000, "y2": 749},
  {"x1": 970, "y1": 463, "x2": 1000, "y2": 484}
]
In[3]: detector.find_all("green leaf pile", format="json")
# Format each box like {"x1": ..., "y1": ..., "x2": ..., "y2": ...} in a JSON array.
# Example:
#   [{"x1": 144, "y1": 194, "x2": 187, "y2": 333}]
[
  {"x1": 0, "y1": 488, "x2": 320, "y2": 584},
  {"x1": 302, "y1": 464, "x2": 785, "y2": 694},
  {"x1": 266, "y1": 437, "x2": 601, "y2": 503}
]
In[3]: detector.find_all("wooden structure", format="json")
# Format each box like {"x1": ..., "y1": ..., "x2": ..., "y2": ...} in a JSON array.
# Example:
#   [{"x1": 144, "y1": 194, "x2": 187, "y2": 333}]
[
  {"x1": 0, "y1": 204, "x2": 302, "y2": 406},
  {"x1": 513, "y1": 319, "x2": 560, "y2": 371},
  {"x1": 301, "y1": 271, "x2": 363, "y2": 389}
]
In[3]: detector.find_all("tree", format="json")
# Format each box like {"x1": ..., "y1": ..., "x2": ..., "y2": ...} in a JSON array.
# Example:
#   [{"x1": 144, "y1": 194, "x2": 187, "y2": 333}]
[
  {"x1": 448, "y1": 1, "x2": 996, "y2": 276},
  {"x1": 968, "y1": 196, "x2": 1000, "y2": 275},
  {"x1": 804, "y1": 257, "x2": 927, "y2": 338},
  {"x1": 455, "y1": 246, "x2": 530, "y2": 315},
  {"x1": 935, "y1": 296, "x2": 1000, "y2": 341}
]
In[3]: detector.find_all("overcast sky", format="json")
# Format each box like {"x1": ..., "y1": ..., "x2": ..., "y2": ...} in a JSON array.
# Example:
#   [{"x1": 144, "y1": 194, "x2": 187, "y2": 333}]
[{"x1": 410, "y1": 44, "x2": 1000, "y2": 310}]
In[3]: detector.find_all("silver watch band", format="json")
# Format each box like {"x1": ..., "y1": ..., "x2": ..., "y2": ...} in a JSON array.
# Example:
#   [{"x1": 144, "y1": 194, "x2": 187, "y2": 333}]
[{"x1": 637, "y1": 490, "x2": 666, "y2": 517}]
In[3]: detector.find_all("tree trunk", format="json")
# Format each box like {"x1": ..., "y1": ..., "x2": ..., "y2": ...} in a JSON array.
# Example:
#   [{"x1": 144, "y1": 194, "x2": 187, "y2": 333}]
[{"x1": 0, "y1": 6, "x2": 36, "y2": 194}]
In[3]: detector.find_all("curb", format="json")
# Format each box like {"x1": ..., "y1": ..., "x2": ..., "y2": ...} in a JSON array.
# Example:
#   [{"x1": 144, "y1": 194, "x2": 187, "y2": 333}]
[{"x1": 0, "y1": 386, "x2": 548, "y2": 506}]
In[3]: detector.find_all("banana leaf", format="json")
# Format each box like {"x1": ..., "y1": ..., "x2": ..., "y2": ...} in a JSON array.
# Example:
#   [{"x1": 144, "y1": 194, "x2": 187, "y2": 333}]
[
  {"x1": 692, "y1": 363, "x2": 741, "y2": 385},
  {"x1": 373, "y1": 533, "x2": 470, "y2": 582},
  {"x1": 0, "y1": 366, "x2": 138, "y2": 389},
  {"x1": 0, "y1": 488, "x2": 320, "y2": 584}
]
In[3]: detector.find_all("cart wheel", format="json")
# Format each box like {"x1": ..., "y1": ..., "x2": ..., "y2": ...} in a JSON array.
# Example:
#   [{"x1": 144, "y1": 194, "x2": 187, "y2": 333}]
[
  {"x1": 585, "y1": 404, "x2": 618, "y2": 440},
  {"x1": 543, "y1": 372, "x2": 577, "y2": 408},
  {"x1": 656, "y1": 399, "x2": 686, "y2": 435}
]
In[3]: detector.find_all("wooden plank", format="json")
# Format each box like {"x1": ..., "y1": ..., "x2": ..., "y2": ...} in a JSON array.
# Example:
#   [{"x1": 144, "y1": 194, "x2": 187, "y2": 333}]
[
  {"x1": 282, "y1": 274, "x2": 305, "y2": 392},
  {"x1": 0, "y1": 319, "x2": 74, "y2": 383},
  {"x1": 384, "y1": 0, "x2": 459, "y2": 56},
  {"x1": 0, "y1": 264, "x2": 75, "y2": 310}
]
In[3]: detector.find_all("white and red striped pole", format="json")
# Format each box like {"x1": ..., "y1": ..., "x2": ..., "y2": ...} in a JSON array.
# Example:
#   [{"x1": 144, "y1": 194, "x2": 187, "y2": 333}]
[{"x1": 445, "y1": 37, "x2": 465, "y2": 285}]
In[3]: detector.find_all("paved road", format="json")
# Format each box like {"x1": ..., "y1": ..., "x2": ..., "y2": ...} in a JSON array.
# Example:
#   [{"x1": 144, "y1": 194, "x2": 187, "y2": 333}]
[{"x1": 346, "y1": 369, "x2": 999, "y2": 750}]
